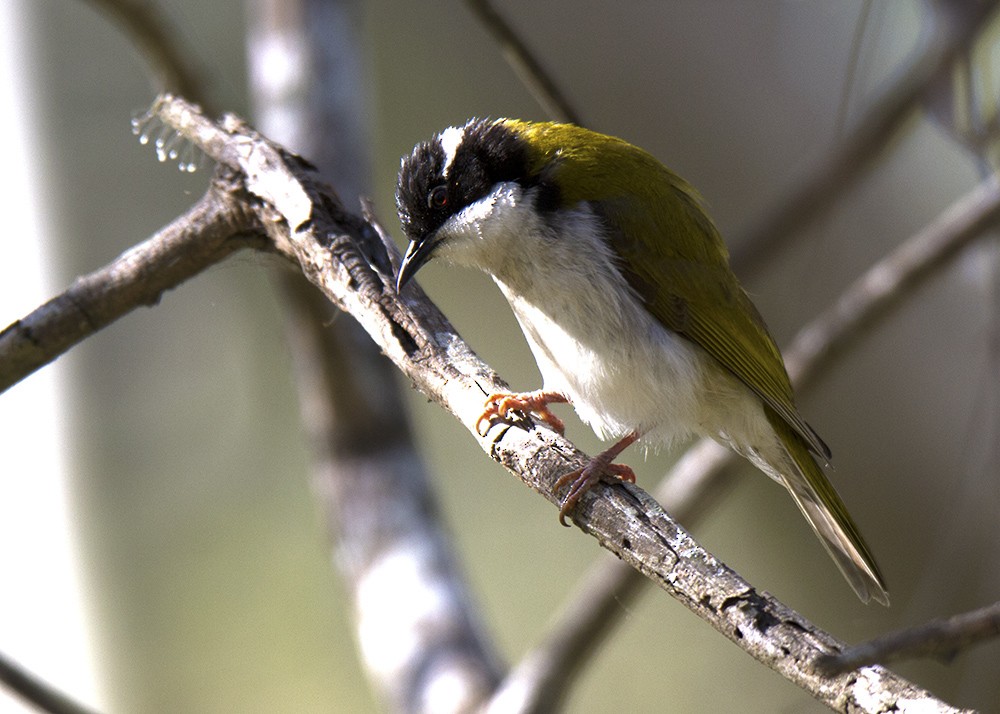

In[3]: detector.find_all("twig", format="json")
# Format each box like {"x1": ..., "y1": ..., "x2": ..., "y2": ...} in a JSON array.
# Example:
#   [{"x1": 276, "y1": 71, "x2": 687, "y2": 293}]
[
  {"x1": 502, "y1": 173, "x2": 1000, "y2": 710},
  {"x1": 818, "y1": 601, "x2": 1000, "y2": 675},
  {"x1": 79, "y1": 0, "x2": 211, "y2": 112},
  {"x1": 0, "y1": 170, "x2": 264, "y2": 394},
  {"x1": 139, "y1": 94, "x2": 965, "y2": 712},
  {"x1": 732, "y1": 0, "x2": 1000, "y2": 273},
  {"x1": 0, "y1": 650, "x2": 101, "y2": 714},
  {"x1": 463, "y1": 0, "x2": 582, "y2": 125},
  {"x1": 785, "y1": 172, "x2": 1000, "y2": 386}
]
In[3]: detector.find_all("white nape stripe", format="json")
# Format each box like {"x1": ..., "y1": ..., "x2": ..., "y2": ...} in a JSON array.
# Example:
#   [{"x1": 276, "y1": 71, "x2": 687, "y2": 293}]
[{"x1": 439, "y1": 125, "x2": 465, "y2": 178}]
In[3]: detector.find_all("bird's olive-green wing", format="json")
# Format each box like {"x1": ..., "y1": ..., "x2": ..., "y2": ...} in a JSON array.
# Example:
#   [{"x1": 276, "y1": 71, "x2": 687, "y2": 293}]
[
  {"x1": 519, "y1": 120, "x2": 828, "y2": 458},
  {"x1": 594, "y1": 171, "x2": 830, "y2": 460}
]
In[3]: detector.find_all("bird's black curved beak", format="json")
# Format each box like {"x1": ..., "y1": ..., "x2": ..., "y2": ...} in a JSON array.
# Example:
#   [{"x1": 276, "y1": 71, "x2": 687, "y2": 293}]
[{"x1": 396, "y1": 236, "x2": 438, "y2": 292}]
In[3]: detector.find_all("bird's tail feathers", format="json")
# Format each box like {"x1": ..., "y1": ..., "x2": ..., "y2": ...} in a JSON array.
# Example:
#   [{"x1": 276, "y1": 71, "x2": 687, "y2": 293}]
[{"x1": 764, "y1": 409, "x2": 889, "y2": 606}]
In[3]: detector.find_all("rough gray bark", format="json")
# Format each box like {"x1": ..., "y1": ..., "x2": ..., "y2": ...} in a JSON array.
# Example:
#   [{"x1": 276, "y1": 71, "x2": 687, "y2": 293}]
[
  {"x1": 0, "y1": 172, "x2": 264, "y2": 394},
  {"x1": 133, "y1": 95, "x2": 965, "y2": 713}
]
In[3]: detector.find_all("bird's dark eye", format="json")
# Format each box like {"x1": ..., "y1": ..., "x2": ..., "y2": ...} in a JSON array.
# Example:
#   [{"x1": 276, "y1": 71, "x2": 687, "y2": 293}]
[{"x1": 427, "y1": 185, "x2": 448, "y2": 209}]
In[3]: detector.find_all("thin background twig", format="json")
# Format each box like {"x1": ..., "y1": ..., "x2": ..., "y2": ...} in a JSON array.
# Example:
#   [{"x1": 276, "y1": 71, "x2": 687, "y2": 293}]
[
  {"x1": 731, "y1": 0, "x2": 1000, "y2": 273},
  {"x1": 463, "y1": 0, "x2": 582, "y2": 125},
  {"x1": 818, "y1": 600, "x2": 1000, "y2": 675},
  {"x1": 80, "y1": 0, "x2": 212, "y2": 112},
  {"x1": 0, "y1": 651, "x2": 100, "y2": 714}
]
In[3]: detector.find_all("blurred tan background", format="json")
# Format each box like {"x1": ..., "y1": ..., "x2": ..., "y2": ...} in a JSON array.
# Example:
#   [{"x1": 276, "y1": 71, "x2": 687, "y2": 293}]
[{"x1": 2, "y1": 1, "x2": 999, "y2": 711}]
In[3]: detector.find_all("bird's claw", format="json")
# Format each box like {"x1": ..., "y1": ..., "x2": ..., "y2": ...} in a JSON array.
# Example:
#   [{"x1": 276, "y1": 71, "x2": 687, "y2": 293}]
[
  {"x1": 476, "y1": 390, "x2": 567, "y2": 436},
  {"x1": 554, "y1": 461, "x2": 637, "y2": 526},
  {"x1": 553, "y1": 431, "x2": 640, "y2": 525}
]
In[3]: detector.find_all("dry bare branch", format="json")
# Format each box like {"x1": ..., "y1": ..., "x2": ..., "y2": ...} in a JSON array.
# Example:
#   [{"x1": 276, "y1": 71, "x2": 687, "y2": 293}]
[
  {"x1": 136, "y1": 94, "x2": 968, "y2": 712},
  {"x1": 0, "y1": 171, "x2": 264, "y2": 394},
  {"x1": 818, "y1": 600, "x2": 1000, "y2": 675},
  {"x1": 489, "y1": 440, "x2": 736, "y2": 713}
]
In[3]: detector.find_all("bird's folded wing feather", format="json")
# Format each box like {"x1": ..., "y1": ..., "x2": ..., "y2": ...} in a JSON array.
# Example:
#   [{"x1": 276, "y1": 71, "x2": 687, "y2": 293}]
[{"x1": 595, "y1": 185, "x2": 830, "y2": 460}]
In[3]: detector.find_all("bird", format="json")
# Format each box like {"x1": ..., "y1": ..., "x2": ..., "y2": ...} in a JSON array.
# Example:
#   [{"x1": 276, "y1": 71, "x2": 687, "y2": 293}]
[{"x1": 393, "y1": 117, "x2": 888, "y2": 605}]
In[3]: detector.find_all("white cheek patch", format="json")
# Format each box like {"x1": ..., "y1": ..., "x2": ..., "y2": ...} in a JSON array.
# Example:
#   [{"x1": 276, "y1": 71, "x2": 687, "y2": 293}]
[
  {"x1": 466, "y1": 183, "x2": 515, "y2": 223},
  {"x1": 452, "y1": 184, "x2": 520, "y2": 235},
  {"x1": 439, "y1": 125, "x2": 466, "y2": 178},
  {"x1": 434, "y1": 183, "x2": 524, "y2": 264}
]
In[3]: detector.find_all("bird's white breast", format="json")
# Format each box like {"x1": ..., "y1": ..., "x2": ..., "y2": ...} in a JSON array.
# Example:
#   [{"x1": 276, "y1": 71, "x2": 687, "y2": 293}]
[
  {"x1": 442, "y1": 187, "x2": 711, "y2": 446},
  {"x1": 435, "y1": 181, "x2": 765, "y2": 450}
]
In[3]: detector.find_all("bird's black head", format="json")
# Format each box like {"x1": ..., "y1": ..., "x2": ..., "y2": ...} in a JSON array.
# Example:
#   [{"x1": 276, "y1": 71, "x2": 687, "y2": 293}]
[{"x1": 395, "y1": 119, "x2": 534, "y2": 290}]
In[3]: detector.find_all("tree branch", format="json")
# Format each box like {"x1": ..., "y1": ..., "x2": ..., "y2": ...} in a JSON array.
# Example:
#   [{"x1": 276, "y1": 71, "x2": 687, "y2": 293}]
[
  {"x1": 818, "y1": 600, "x2": 1000, "y2": 675},
  {"x1": 784, "y1": 172, "x2": 1000, "y2": 386},
  {"x1": 487, "y1": 440, "x2": 737, "y2": 714},
  {"x1": 244, "y1": 1, "x2": 504, "y2": 705},
  {"x1": 0, "y1": 171, "x2": 264, "y2": 394},
  {"x1": 134, "y1": 94, "x2": 968, "y2": 711},
  {"x1": 0, "y1": 650, "x2": 100, "y2": 714},
  {"x1": 731, "y1": 0, "x2": 1000, "y2": 273},
  {"x1": 463, "y1": 0, "x2": 582, "y2": 125}
]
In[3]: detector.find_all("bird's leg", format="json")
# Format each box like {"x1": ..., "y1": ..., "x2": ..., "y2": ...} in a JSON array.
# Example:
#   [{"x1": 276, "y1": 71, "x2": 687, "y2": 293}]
[
  {"x1": 554, "y1": 431, "x2": 639, "y2": 526},
  {"x1": 477, "y1": 389, "x2": 568, "y2": 435}
]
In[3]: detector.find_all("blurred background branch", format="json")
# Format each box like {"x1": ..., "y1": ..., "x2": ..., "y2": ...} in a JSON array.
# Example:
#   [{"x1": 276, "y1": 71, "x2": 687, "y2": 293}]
[
  {"x1": 731, "y1": 0, "x2": 1000, "y2": 273},
  {"x1": 462, "y1": 0, "x2": 581, "y2": 126},
  {"x1": 5, "y1": 1, "x2": 1000, "y2": 712},
  {"x1": 80, "y1": 0, "x2": 213, "y2": 113},
  {"x1": 244, "y1": 0, "x2": 503, "y2": 708},
  {"x1": 0, "y1": 650, "x2": 100, "y2": 714},
  {"x1": 819, "y1": 600, "x2": 1000, "y2": 675}
]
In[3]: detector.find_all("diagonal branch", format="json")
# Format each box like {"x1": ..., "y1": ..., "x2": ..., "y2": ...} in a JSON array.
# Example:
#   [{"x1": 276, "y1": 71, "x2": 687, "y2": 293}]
[
  {"x1": 0, "y1": 170, "x2": 265, "y2": 394},
  {"x1": 0, "y1": 650, "x2": 100, "y2": 714},
  {"x1": 138, "y1": 94, "x2": 967, "y2": 712},
  {"x1": 784, "y1": 172, "x2": 1000, "y2": 385},
  {"x1": 463, "y1": 0, "x2": 581, "y2": 125},
  {"x1": 488, "y1": 440, "x2": 737, "y2": 714},
  {"x1": 818, "y1": 600, "x2": 1000, "y2": 675},
  {"x1": 79, "y1": 0, "x2": 212, "y2": 111},
  {"x1": 731, "y1": 0, "x2": 1000, "y2": 273}
]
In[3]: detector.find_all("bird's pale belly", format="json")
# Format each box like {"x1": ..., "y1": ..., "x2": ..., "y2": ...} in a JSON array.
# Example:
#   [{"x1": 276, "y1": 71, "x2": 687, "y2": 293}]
[{"x1": 500, "y1": 282, "x2": 725, "y2": 449}]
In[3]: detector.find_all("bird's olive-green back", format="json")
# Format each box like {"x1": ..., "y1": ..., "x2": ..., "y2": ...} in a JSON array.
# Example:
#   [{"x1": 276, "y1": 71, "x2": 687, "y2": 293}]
[{"x1": 506, "y1": 119, "x2": 828, "y2": 458}]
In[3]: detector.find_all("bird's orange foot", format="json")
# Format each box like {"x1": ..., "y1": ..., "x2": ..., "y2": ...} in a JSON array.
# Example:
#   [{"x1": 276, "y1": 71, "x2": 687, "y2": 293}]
[
  {"x1": 554, "y1": 432, "x2": 639, "y2": 526},
  {"x1": 477, "y1": 390, "x2": 568, "y2": 435}
]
